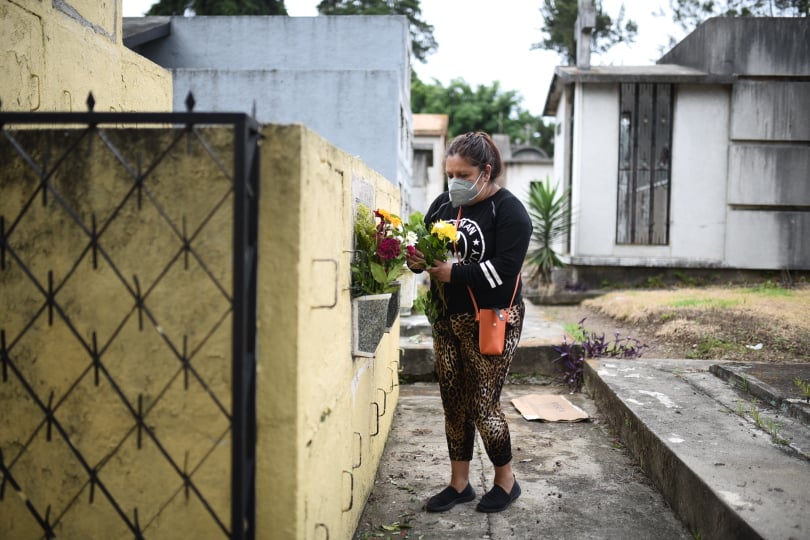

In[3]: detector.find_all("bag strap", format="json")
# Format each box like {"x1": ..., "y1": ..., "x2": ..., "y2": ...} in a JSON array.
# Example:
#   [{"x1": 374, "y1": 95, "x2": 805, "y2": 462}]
[
  {"x1": 466, "y1": 275, "x2": 520, "y2": 314},
  {"x1": 453, "y1": 206, "x2": 521, "y2": 314}
]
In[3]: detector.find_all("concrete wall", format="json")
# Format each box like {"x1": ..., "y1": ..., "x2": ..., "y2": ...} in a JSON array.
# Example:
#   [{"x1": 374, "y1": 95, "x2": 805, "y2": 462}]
[
  {"x1": 726, "y1": 80, "x2": 810, "y2": 269},
  {"x1": 134, "y1": 15, "x2": 412, "y2": 190},
  {"x1": 0, "y1": 0, "x2": 172, "y2": 112},
  {"x1": 569, "y1": 83, "x2": 620, "y2": 257},
  {"x1": 412, "y1": 136, "x2": 446, "y2": 215},
  {"x1": 257, "y1": 124, "x2": 400, "y2": 540},
  {"x1": 669, "y1": 85, "x2": 730, "y2": 264},
  {"x1": 504, "y1": 158, "x2": 554, "y2": 208},
  {"x1": 659, "y1": 17, "x2": 810, "y2": 76}
]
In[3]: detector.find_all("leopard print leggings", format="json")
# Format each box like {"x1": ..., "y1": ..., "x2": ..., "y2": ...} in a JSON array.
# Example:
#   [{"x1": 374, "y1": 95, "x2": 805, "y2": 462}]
[{"x1": 432, "y1": 302, "x2": 525, "y2": 467}]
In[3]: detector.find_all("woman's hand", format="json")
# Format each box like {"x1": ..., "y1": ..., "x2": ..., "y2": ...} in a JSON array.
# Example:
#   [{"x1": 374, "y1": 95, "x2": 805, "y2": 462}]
[
  {"x1": 427, "y1": 259, "x2": 453, "y2": 283},
  {"x1": 406, "y1": 247, "x2": 427, "y2": 272}
]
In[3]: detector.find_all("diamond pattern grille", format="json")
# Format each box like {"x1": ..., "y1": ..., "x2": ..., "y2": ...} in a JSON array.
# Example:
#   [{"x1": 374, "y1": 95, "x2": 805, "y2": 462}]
[{"x1": 0, "y1": 113, "x2": 259, "y2": 539}]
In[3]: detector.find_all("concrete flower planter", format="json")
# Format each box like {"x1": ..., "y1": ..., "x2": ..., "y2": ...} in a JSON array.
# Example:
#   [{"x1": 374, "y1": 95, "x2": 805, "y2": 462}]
[
  {"x1": 352, "y1": 293, "x2": 391, "y2": 357},
  {"x1": 384, "y1": 283, "x2": 400, "y2": 331}
]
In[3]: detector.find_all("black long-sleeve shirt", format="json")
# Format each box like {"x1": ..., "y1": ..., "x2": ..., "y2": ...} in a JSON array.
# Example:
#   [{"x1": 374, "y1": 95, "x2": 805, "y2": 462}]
[{"x1": 423, "y1": 189, "x2": 532, "y2": 316}]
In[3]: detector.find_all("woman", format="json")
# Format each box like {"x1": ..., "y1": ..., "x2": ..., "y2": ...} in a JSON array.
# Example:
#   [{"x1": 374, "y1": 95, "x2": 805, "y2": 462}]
[{"x1": 406, "y1": 131, "x2": 532, "y2": 513}]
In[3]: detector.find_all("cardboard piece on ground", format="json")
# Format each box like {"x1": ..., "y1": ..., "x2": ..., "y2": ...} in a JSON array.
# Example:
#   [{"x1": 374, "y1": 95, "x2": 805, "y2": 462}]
[{"x1": 511, "y1": 394, "x2": 589, "y2": 422}]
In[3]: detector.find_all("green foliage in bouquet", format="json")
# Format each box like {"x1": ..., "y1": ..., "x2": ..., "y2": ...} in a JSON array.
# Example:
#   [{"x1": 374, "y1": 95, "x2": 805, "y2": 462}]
[{"x1": 404, "y1": 211, "x2": 460, "y2": 323}]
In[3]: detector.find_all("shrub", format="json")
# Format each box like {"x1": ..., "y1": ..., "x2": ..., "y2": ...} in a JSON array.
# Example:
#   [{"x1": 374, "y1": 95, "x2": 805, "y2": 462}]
[{"x1": 553, "y1": 318, "x2": 648, "y2": 392}]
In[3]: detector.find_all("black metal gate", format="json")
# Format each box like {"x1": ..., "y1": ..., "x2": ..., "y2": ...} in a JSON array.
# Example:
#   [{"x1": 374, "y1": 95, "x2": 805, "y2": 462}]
[{"x1": 0, "y1": 96, "x2": 259, "y2": 539}]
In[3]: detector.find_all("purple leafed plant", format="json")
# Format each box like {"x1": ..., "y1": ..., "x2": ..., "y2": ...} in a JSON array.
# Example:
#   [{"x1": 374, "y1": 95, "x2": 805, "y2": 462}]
[{"x1": 553, "y1": 318, "x2": 648, "y2": 392}]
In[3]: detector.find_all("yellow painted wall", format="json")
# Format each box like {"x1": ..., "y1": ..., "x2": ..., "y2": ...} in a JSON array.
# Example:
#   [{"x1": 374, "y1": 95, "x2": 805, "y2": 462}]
[
  {"x1": 258, "y1": 124, "x2": 401, "y2": 540},
  {"x1": 1, "y1": 0, "x2": 172, "y2": 112}
]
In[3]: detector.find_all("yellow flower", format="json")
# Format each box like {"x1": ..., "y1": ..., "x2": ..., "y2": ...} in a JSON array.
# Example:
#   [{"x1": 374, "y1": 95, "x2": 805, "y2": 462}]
[
  {"x1": 431, "y1": 220, "x2": 459, "y2": 242},
  {"x1": 376, "y1": 208, "x2": 402, "y2": 229}
]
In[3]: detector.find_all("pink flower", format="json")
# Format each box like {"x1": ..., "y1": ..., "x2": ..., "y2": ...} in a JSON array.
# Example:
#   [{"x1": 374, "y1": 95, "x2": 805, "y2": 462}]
[
  {"x1": 406, "y1": 245, "x2": 416, "y2": 256},
  {"x1": 376, "y1": 237, "x2": 401, "y2": 260}
]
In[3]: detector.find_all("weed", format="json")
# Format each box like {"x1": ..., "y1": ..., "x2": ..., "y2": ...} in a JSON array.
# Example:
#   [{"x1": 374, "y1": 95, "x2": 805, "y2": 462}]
[
  {"x1": 749, "y1": 401, "x2": 762, "y2": 425},
  {"x1": 379, "y1": 521, "x2": 412, "y2": 533},
  {"x1": 659, "y1": 312, "x2": 676, "y2": 323},
  {"x1": 748, "y1": 280, "x2": 792, "y2": 296},
  {"x1": 670, "y1": 298, "x2": 737, "y2": 309},
  {"x1": 794, "y1": 378, "x2": 810, "y2": 402},
  {"x1": 673, "y1": 270, "x2": 699, "y2": 286},
  {"x1": 553, "y1": 318, "x2": 648, "y2": 392},
  {"x1": 686, "y1": 336, "x2": 733, "y2": 359},
  {"x1": 412, "y1": 285, "x2": 429, "y2": 315},
  {"x1": 692, "y1": 530, "x2": 704, "y2": 540},
  {"x1": 563, "y1": 321, "x2": 586, "y2": 341},
  {"x1": 645, "y1": 274, "x2": 666, "y2": 288},
  {"x1": 736, "y1": 377, "x2": 750, "y2": 393},
  {"x1": 738, "y1": 400, "x2": 788, "y2": 445}
]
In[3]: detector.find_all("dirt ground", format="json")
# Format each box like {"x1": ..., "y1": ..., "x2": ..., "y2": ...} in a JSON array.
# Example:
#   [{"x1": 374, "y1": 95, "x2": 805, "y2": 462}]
[{"x1": 540, "y1": 283, "x2": 810, "y2": 364}]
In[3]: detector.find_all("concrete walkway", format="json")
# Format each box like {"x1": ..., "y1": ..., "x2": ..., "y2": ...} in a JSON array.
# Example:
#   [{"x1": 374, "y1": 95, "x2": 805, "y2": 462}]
[{"x1": 354, "y1": 303, "x2": 810, "y2": 539}]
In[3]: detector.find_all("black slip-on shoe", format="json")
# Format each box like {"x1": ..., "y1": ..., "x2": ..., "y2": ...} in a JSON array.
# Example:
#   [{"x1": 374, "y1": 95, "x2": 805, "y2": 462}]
[
  {"x1": 475, "y1": 479, "x2": 521, "y2": 513},
  {"x1": 425, "y1": 483, "x2": 476, "y2": 512}
]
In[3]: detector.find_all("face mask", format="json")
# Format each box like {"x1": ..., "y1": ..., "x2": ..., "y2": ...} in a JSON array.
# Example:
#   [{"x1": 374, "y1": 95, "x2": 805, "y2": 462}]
[{"x1": 448, "y1": 171, "x2": 484, "y2": 208}]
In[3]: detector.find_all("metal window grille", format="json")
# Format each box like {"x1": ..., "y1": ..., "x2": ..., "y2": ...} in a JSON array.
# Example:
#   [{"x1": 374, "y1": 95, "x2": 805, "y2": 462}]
[{"x1": 617, "y1": 83, "x2": 673, "y2": 245}]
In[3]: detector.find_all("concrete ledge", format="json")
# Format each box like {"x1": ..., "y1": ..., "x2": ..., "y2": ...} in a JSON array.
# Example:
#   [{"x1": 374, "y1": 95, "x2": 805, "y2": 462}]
[
  {"x1": 399, "y1": 301, "x2": 569, "y2": 381},
  {"x1": 585, "y1": 358, "x2": 810, "y2": 540},
  {"x1": 399, "y1": 338, "x2": 562, "y2": 381},
  {"x1": 710, "y1": 363, "x2": 810, "y2": 426}
]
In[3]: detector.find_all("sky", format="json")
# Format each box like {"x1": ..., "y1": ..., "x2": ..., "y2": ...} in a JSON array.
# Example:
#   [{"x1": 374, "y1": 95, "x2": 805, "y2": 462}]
[{"x1": 122, "y1": 0, "x2": 685, "y2": 116}]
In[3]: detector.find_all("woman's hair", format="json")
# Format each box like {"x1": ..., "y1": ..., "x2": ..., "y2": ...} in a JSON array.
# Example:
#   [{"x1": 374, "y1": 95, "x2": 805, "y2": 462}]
[{"x1": 445, "y1": 131, "x2": 503, "y2": 181}]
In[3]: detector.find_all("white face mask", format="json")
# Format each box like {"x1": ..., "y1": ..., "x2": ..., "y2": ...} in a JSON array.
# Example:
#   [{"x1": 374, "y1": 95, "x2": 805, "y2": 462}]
[{"x1": 448, "y1": 171, "x2": 484, "y2": 208}]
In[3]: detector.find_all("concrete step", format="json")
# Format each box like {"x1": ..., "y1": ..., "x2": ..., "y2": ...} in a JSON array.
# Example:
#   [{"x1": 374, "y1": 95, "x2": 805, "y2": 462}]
[
  {"x1": 585, "y1": 358, "x2": 810, "y2": 540},
  {"x1": 398, "y1": 301, "x2": 569, "y2": 381}
]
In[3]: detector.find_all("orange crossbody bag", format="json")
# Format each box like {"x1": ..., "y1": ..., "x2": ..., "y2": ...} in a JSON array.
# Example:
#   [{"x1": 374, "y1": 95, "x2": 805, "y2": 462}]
[{"x1": 453, "y1": 207, "x2": 521, "y2": 355}]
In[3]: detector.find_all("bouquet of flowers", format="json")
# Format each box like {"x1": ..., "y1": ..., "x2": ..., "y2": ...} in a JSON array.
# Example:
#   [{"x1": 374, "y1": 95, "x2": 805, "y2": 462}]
[
  {"x1": 406, "y1": 212, "x2": 459, "y2": 267},
  {"x1": 405, "y1": 211, "x2": 460, "y2": 322},
  {"x1": 350, "y1": 205, "x2": 408, "y2": 297}
]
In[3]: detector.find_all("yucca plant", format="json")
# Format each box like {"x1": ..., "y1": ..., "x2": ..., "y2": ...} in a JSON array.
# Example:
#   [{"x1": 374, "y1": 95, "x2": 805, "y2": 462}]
[{"x1": 526, "y1": 177, "x2": 571, "y2": 285}]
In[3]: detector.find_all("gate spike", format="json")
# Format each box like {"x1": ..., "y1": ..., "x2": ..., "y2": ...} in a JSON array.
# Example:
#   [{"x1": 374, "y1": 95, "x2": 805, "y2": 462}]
[{"x1": 185, "y1": 91, "x2": 195, "y2": 112}]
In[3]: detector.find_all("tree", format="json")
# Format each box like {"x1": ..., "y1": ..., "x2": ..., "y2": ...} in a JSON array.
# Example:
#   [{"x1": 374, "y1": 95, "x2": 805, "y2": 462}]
[
  {"x1": 411, "y1": 73, "x2": 555, "y2": 157},
  {"x1": 533, "y1": 0, "x2": 638, "y2": 64},
  {"x1": 669, "y1": 0, "x2": 808, "y2": 34},
  {"x1": 146, "y1": 0, "x2": 287, "y2": 15},
  {"x1": 316, "y1": 0, "x2": 437, "y2": 63}
]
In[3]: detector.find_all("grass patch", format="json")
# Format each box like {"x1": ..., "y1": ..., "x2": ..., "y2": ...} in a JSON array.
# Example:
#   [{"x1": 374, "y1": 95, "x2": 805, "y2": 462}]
[
  {"x1": 659, "y1": 312, "x2": 677, "y2": 323},
  {"x1": 747, "y1": 280, "x2": 793, "y2": 297},
  {"x1": 795, "y1": 378, "x2": 810, "y2": 402},
  {"x1": 669, "y1": 298, "x2": 738, "y2": 309},
  {"x1": 563, "y1": 321, "x2": 586, "y2": 341},
  {"x1": 737, "y1": 400, "x2": 789, "y2": 446},
  {"x1": 686, "y1": 336, "x2": 736, "y2": 359}
]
